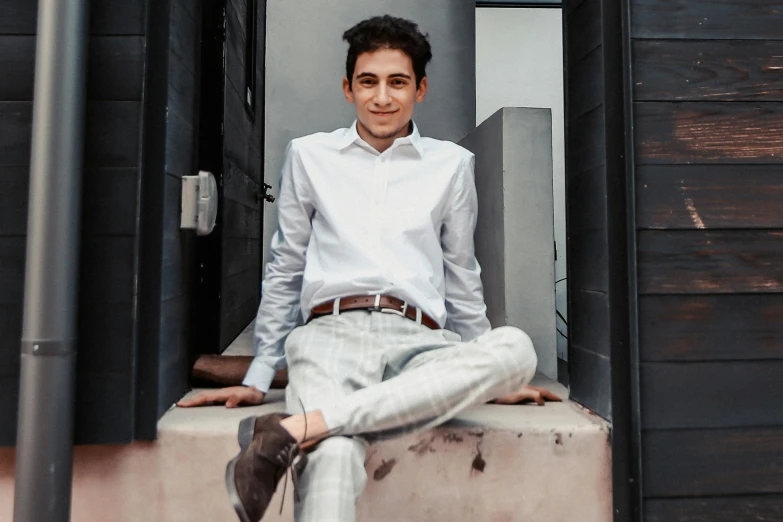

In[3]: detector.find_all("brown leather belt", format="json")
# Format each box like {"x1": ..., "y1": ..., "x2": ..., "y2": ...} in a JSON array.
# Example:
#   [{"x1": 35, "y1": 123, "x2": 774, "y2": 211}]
[{"x1": 308, "y1": 295, "x2": 440, "y2": 330}]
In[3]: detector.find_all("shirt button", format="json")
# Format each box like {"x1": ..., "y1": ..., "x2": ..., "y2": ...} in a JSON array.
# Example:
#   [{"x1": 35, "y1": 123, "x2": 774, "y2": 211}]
[{"x1": 380, "y1": 157, "x2": 387, "y2": 163}]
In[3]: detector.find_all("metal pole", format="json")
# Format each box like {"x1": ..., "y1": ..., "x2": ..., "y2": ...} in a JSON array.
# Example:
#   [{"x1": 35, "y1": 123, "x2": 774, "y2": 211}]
[{"x1": 14, "y1": 0, "x2": 89, "y2": 520}]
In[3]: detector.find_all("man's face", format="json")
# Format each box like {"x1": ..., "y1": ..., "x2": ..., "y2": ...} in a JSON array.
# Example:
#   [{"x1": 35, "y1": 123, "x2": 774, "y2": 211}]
[{"x1": 343, "y1": 48, "x2": 428, "y2": 151}]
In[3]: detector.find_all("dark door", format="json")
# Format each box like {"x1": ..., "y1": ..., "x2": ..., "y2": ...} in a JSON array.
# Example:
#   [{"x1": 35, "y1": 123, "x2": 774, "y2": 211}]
[{"x1": 195, "y1": 0, "x2": 266, "y2": 358}]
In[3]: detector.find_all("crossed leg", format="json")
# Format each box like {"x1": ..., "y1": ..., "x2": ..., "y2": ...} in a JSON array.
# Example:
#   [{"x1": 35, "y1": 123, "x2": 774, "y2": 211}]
[{"x1": 283, "y1": 311, "x2": 537, "y2": 522}]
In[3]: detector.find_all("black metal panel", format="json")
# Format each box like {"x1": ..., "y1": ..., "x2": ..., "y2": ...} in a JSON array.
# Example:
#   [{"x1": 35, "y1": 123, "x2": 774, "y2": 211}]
[{"x1": 568, "y1": 346, "x2": 611, "y2": 418}]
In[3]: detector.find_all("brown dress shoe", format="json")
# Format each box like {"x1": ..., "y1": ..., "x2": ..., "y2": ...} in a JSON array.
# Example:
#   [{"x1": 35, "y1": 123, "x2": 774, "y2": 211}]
[{"x1": 226, "y1": 413, "x2": 306, "y2": 522}]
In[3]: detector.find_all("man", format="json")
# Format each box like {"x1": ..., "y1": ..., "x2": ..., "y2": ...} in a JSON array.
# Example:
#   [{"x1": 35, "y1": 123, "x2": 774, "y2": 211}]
[{"x1": 179, "y1": 14, "x2": 559, "y2": 522}]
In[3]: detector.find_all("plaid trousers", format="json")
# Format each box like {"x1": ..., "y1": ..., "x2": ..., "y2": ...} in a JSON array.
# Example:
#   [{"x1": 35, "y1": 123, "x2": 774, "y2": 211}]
[{"x1": 284, "y1": 310, "x2": 538, "y2": 522}]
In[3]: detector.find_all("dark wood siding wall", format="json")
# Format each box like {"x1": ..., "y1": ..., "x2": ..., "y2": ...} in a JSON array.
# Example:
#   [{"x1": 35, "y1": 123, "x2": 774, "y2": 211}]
[
  {"x1": 563, "y1": 0, "x2": 626, "y2": 422},
  {"x1": 135, "y1": 0, "x2": 205, "y2": 437},
  {"x1": 0, "y1": 0, "x2": 146, "y2": 444},
  {"x1": 159, "y1": 0, "x2": 202, "y2": 419},
  {"x1": 218, "y1": 0, "x2": 265, "y2": 350},
  {"x1": 630, "y1": 1, "x2": 783, "y2": 520}
]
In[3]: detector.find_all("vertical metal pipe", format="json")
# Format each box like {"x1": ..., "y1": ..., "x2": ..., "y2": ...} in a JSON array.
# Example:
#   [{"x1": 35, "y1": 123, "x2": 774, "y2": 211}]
[{"x1": 13, "y1": 0, "x2": 89, "y2": 521}]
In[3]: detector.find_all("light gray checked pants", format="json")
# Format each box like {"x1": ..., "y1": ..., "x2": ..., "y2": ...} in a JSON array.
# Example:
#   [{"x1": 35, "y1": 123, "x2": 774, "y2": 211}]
[{"x1": 284, "y1": 310, "x2": 538, "y2": 522}]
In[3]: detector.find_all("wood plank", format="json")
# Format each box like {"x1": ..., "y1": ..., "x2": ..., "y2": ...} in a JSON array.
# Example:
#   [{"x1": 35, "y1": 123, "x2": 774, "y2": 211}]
[
  {"x1": 0, "y1": 167, "x2": 29, "y2": 236},
  {"x1": 645, "y1": 496, "x2": 783, "y2": 522},
  {"x1": 568, "y1": 106, "x2": 606, "y2": 173},
  {"x1": 566, "y1": 0, "x2": 601, "y2": 66},
  {"x1": 631, "y1": 0, "x2": 783, "y2": 40},
  {"x1": 82, "y1": 168, "x2": 139, "y2": 236},
  {"x1": 568, "y1": 45, "x2": 604, "y2": 120},
  {"x1": 643, "y1": 427, "x2": 783, "y2": 497},
  {"x1": 641, "y1": 361, "x2": 783, "y2": 429},
  {"x1": 225, "y1": 0, "x2": 247, "y2": 102},
  {"x1": 160, "y1": 172, "x2": 195, "y2": 301},
  {"x1": 169, "y1": 0, "x2": 200, "y2": 77},
  {"x1": 634, "y1": 102, "x2": 783, "y2": 164},
  {"x1": 0, "y1": 305, "x2": 21, "y2": 376},
  {"x1": 158, "y1": 293, "x2": 192, "y2": 413},
  {"x1": 222, "y1": 197, "x2": 262, "y2": 239},
  {"x1": 167, "y1": 54, "x2": 199, "y2": 128},
  {"x1": 0, "y1": 0, "x2": 146, "y2": 35},
  {"x1": 0, "y1": 375, "x2": 20, "y2": 445},
  {"x1": 570, "y1": 289, "x2": 610, "y2": 358},
  {"x1": 74, "y1": 372, "x2": 133, "y2": 444},
  {"x1": 569, "y1": 345, "x2": 612, "y2": 420},
  {"x1": 637, "y1": 165, "x2": 783, "y2": 229},
  {"x1": 638, "y1": 230, "x2": 783, "y2": 294},
  {"x1": 165, "y1": 110, "x2": 196, "y2": 176},
  {"x1": 640, "y1": 295, "x2": 783, "y2": 361},
  {"x1": 633, "y1": 40, "x2": 783, "y2": 102},
  {"x1": 224, "y1": 160, "x2": 262, "y2": 209},
  {"x1": 220, "y1": 267, "x2": 260, "y2": 319},
  {"x1": 76, "y1": 302, "x2": 133, "y2": 374},
  {"x1": 0, "y1": 237, "x2": 26, "y2": 305},
  {"x1": 0, "y1": 102, "x2": 32, "y2": 167},
  {"x1": 85, "y1": 102, "x2": 142, "y2": 168},
  {"x1": 220, "y1": 294, "x2": 259, "y2": 351},
  {"x1": 568, "y1": 167, "x2": 608, "y2": 293},
  {"x1": 222, "y1": 238, "x2": 261, "y2": 278},
  {"x1": 79, "y1": 236, "x2": 135, "y2": 304},
  {"x1": 0, "y1": 36, "x2": 144, "y2": 101}
]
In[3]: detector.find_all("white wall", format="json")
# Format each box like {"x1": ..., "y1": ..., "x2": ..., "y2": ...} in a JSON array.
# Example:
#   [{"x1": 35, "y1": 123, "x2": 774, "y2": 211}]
[{"x1": 476, "y1": 8, "x2": 568, "y2": 361}]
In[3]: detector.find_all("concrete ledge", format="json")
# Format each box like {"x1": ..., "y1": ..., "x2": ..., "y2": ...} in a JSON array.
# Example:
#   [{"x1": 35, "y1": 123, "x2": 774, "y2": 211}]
[{"x1": 0, "y1": 323, "x2": 611, "y2": 521}]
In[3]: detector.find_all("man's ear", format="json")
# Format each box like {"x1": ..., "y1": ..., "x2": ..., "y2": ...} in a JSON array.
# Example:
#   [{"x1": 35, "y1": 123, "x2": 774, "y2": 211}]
[
  {"x1": 416, "y1": 76, "x2": 428, "y2": 103},
  {"x1": 343, "y1": 77, "x2": 355, "y2": 103}
]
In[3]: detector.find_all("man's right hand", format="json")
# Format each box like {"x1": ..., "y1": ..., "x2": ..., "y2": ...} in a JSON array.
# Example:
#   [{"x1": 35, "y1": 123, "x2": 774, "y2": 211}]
[{"x1": 176, "y1": 386, "x2": 266, "y2": 408}]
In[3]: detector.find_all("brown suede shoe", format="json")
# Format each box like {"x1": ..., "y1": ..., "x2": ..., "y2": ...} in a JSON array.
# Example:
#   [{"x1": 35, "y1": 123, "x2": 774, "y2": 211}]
[{"x1": 226, "y1": 413, "x2": 306, "y2": 522}]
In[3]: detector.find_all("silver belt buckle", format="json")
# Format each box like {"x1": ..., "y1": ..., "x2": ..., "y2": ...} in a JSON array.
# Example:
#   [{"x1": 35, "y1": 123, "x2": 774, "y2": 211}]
[{"x1": 379, "y1": 295, "x2": 406, "y2": 317}]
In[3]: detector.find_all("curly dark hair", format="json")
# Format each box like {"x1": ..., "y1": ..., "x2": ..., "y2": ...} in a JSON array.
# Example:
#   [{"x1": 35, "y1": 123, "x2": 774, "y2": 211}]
[{"x1": 343, "y1": 15, "x2": 433, "y2": 89}]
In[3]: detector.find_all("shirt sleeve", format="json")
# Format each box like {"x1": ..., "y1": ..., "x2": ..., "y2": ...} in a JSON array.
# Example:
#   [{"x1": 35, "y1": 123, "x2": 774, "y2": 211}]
[
  {"x1": 441, "y1": 153, "x2": 492, "y2": 341},
  {"x1": 243, "y1": 141, "x2": 314, "y2": 392}
]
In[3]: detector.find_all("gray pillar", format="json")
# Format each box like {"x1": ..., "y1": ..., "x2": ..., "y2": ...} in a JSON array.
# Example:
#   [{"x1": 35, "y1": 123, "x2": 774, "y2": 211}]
[
  {"x1": 263, "y1": 0, "x2": 476, "y2": 263},
  {"x1": 14, "y1": 0, "x2": 88, "y2": 520},
  {"x1": 459, "y1": 108, "x2": 557, "y2": 379}
]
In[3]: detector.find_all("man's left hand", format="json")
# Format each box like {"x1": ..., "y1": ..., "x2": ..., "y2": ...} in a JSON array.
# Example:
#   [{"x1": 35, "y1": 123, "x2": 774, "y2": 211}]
[{"x1": 492, "y1": 385, "x2": 562, "y2": 406}]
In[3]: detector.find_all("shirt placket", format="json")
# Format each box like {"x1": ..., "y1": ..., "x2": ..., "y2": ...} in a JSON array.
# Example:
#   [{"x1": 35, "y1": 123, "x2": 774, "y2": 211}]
[{"x1": 370, "y1": 153, "x2": 391, "y2": 258}]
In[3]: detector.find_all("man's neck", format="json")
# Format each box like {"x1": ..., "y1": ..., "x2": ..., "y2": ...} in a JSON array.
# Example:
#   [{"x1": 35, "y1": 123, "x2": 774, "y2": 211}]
[{"x1": 356, "y1": 120, "x2": 413, "y2": 154}]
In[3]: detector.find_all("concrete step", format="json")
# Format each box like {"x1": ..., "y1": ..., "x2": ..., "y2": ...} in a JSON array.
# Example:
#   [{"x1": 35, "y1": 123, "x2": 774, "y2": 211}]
[
  {"x1": 0, "y1": 323, "x2": 611, "y2": 521},
  {"x1": 0, "y1": 384, "x2": 610, "y2": 522}
]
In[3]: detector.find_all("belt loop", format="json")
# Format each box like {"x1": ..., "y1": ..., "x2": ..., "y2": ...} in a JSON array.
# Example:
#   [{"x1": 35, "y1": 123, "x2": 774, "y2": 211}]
[
  {"x1": 374, "y1": 294, "x2": 381, "y2": 310},
  {"x1": 333, "y1": 297, "x2": 341, "y2": 316},
  {"x1": 415, "y1": 307, "x2": 422, "y2": 325},
  {"x1": 401, "y1": 301, "x2": 408, "y2": 317}
]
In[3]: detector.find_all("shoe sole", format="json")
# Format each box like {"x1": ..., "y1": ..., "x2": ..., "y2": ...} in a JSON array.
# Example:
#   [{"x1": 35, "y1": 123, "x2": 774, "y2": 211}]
[
  {"x1": 226, "y1": 416, "x2": 257, "y2": 522},
  {"x1": 225, "y1": 455, "x2": 252, "y2": 522}
]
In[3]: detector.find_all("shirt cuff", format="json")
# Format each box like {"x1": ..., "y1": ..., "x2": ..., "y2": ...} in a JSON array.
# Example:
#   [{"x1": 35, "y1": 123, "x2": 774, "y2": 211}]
[{"x1": 242, "y1": 358, "x2": 278, "y2": 394}]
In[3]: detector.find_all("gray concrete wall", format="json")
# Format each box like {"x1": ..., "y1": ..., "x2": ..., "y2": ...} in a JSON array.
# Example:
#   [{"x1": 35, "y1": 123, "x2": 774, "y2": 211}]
[
  {"x1": 263, "y1": 0, "x2": 476, "y2": 263},
  {"x1": 460, "y1": 108, "x2": 556, "y2": 379}
]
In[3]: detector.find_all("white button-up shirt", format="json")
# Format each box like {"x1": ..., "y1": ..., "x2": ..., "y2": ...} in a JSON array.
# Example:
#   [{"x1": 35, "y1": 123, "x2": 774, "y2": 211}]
[{"x1": 243, "y1": 121, "x2": 491, "y2": 392}]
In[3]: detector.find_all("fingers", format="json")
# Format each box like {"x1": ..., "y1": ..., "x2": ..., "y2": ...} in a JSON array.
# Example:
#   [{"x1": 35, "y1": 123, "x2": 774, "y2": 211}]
[
  {"x1": 542, "y1": 389, "x2": 562, "y2": 402},
  {"x1": 177, "y1": 390, "x2": 224, "y2": 408}
]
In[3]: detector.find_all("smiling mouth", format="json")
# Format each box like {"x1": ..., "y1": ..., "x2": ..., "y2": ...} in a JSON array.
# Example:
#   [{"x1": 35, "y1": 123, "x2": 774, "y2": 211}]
[{"x1": 371, "y1": 111, "x2": 397, "y2": 117}]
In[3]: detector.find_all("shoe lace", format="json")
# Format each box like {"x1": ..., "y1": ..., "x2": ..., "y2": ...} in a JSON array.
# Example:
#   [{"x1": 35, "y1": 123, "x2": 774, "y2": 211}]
[{"x1": 274, "y1": 399, "x2": 308, "y2": 514}]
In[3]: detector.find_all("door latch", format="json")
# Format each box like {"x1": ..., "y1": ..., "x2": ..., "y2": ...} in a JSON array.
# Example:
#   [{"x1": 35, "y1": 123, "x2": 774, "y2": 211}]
[{"x1": 259, "y1": 183, "x2": 275, "y2": 203}]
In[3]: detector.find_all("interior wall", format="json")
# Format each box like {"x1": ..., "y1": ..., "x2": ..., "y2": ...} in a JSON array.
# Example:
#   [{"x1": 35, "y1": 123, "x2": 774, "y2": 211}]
[
  {"x1": 475, "y1": 7, "x2": 567, "y2": 366},
  {"x1": 262, "y1": 0, "x2": 477, "y2": 266}
]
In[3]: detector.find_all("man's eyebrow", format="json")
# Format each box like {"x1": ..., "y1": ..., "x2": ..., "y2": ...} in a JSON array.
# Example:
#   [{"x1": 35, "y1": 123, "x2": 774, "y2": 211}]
[{"x1": 355, "y1": 72, "x2": 412, "y2": 80}]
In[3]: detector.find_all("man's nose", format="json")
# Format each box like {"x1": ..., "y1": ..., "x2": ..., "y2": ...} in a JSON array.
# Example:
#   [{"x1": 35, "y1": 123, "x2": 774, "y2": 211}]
[{"x1": 374, "y1": 84, "x2": 392, "y2": 105}]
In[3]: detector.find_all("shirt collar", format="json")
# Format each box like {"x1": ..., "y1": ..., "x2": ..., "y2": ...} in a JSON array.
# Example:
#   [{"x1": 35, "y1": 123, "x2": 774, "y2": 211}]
[{"x1": 338, "y1": 120, "x2": 424, "y2": 157}]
